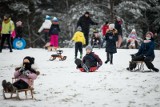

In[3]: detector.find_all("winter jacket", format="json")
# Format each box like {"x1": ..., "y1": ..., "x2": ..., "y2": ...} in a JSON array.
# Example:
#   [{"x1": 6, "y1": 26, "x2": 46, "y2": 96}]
[
  {"x1": 105, "y1": 30, "x2": 118, "y2": 53},
  {"x1": 77, "y1": 15, "x2": 97, "y2": 33},
  {"x1": 135, "y1": 40, "x2": 155, "y2": 59},
  {"x1": 72, "y1": 31, "x2": 86, "y2": 45},
  {"x1": 1, "y1": 19, "x2": 15, "y2": 34},
  {"x1": 115, "y1": 21, "x2": 122, "y2": 36},
  {"x1": 38, "y1": 20, "x2": 52, "y2": 33},
  {"x1": 49, "y1": 24, "x2": 60, "y2": 35},
  {"x1": 83, "y1": 52, "x2": 102, "y2": 67},
  {"x1": 101, "y1": 24, "x2": 109, "y2": 36}
]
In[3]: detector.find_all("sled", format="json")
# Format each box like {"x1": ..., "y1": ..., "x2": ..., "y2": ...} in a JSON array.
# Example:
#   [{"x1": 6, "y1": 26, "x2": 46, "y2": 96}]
[
  {"x1": 3, "y1": 78, "x2": 34, "y2": 100},
  {"x1": 13, "y1": 38, "x2": 26, "y2": 50},
  {"x1": 49, "y1": 50, "x2": 67, "y2": 61}
]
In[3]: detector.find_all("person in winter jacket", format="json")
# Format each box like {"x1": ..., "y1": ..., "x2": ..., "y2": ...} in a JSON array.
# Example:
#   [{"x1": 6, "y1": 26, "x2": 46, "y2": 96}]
[
  {"x1": 91, "y1": 29, "x2": 101, "y2": 48},
  {"x1": 2, "y1": 56, "x2": 40, "y2": 92},
  {"x1": 38, "y1": 15, "x2": 52, "y2": 42},
  {"x1": 126, "y1": 32, "x2": 159, "y2": 72},
  {"x1": 15, "y1": 21, "x2": 23, "y2": 38},
  {"x1": 77, "y1": 11, "x2": 98, "y2": 46},
  {"x1": 72, "y1": 27, "x2": 86, "y2": 59},
  {"x1": 114, "y1": 17, "x2": 122, "y2": 48},
  {"x1": 101, "y1": 21, "x2": 109, "y2": 47},
  {"x1": 126, "y1": 29, "x2": 138, "y2": 49},
  {"x1": 104, "y1": 24, "x2": 118, "y2": 64},
  {"x1": 0, "y1": 14, "x2": 15, "y2": 53},
  {"x1": 49, "y1": 17, "x2": 60, "y2": 49},
  {"x1": 75, "y1": 46, "x2": 102, "y2": 72}
]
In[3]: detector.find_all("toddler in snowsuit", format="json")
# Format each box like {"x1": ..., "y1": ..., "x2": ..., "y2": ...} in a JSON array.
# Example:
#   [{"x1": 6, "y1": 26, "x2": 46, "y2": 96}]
[
  {"x1": 72, "y1": 27, "x2": 86, "y2": 59},
  {"x1": 75, "y1": 46, "x2": 102, "y2": 72},
  {"x1": 49, "y1": 17, "x2": 60, "y2": 50},
  {"x1": 2, "y1": 56, "x2": 40, "y2": 92},
  {"x1": 104, "y1": 24, "x2": 118, "y2": 64}
]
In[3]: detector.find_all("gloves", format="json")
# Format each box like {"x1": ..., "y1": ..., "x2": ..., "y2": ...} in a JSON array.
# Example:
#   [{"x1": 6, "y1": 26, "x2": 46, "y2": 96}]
[
  {"x1": 23, "y1": 70, "x2": 30, "y2": 76},
  {"x1": 19, "y1": 66, "x2": 25, "y2": 73}
]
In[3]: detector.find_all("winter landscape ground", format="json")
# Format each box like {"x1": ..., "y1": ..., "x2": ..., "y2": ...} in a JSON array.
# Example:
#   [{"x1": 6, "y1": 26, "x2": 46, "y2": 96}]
[{"x1": 0, "y1": 48, "x2": 160, "y2": 107}]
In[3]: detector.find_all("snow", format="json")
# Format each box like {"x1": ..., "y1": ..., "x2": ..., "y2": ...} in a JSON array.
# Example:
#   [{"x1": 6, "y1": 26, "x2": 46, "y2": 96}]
[{"x1": 0, "y1": 48, "x2": 160, "y2": 107}]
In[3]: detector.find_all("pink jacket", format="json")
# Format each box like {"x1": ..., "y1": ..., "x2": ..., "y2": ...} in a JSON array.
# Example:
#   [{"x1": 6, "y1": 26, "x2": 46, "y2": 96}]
[{"x1": 14, "y1": 70, "x2": 37, "y2": 86}]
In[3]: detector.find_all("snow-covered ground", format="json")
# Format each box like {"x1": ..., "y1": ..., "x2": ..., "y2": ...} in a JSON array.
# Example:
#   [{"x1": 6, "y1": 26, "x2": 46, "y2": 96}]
[{"x1": 0, "y1": 48, "x2": 160, "y2": 107}]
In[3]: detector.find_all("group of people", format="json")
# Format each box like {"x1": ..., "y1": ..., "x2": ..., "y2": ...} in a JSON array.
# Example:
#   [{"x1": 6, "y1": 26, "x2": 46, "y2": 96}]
[{"x1": 0, "y1": 14, "x2": 23, "y2": 53}]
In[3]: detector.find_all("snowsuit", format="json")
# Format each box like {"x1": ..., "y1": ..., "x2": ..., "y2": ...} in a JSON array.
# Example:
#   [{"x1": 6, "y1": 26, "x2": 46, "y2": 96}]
[
  {"x1": 0, "y1": 18, "x2": 14, "y2": 52},
  {"x1": 127, "y1": 33, "x2": 138, "y2": 49},
  {"x1": 72, "y1": 31, "x2": 86, "y2": 58},
  {"x1": 105, "y1": 29, "x2": 118, "y2": 64},
  {"x1": 129, "y1": 39, "x2": 158, "y2": 71},
  {"x1": 38, "y1": 19, "x2": 52, "y2": 42},
  {"x1": 49, "y1": 24, "x2": 60, "y2": 47},
  {"x1": 77, "y1": 15, "x2": 97, "y2": 46}
]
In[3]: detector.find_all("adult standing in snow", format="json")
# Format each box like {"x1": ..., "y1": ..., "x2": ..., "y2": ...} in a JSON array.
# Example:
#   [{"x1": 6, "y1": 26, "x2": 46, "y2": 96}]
[
  {"x1": 126, "y1": 32, "x2": 159, "y2": 72},
  {"x1": 77, "y1": 11, "x2": 98, "y2": 46},
  {"x1": 38, "y1": 15, "x2": 52, "y2": 42},
  {"x1": 0, "y1": 14, "x2": 14, "y2": 53},
  {"x1": 115, "y1": 17, "x2": 123, "y2": 48},
  {"x1": 49, "y1": 17, "x2": 60, "y2": 50},
  {"x1": 104, "y1": 24, "x2": 118, "y2": 64}
]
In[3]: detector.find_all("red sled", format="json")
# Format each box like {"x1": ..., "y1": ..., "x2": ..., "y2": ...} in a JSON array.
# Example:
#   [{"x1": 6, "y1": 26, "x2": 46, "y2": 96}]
[{"x1": 79, "y1": 67, "x2": 97, "y2": 72}]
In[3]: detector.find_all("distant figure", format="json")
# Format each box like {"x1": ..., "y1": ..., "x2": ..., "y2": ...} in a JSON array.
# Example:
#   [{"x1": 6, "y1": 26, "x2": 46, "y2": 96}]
[
  {"x1": 126, "y1": 29, "x2": 138, "y2": 49},
  {"x1": 91, "y1": 29, "x2": 101, "y2": 48},
  {"x1": 0, "y1": 14, "x2": 15, "y2": 53},
  {"x1": 115, "y1": 17, "x2": 122, "y2": 48},
  {"x1": 126, "y1": 32, "x2": 159, "y2": 72},
  {"x1": 104, "y1": 24, "x2": 118, "y2": 64},
  {"x1": 101, "y1": 21, "x2": 109, "y2": 47},
  {"x1": 49, "y1": 17, "x2": 60, "y2": 50},
  {"x1": 15, "y1": 21, "x2": 23, "y2": 38},
  {"x1": 38, "y1": 15, "x2": 52, "y2": 42},
  {"x1": 77, "y1": 12, "x2": 98, "y2": 46},
  {"x1": 72, "y1": 27, "x2": 86, "y2": 59}
]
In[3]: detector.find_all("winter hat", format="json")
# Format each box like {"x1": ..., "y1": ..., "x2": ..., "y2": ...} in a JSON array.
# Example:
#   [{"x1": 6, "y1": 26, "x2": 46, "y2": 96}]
[
  {"x1": 23, "y1": 56, "x2": 35, "y2": 65},
  {"x1": 146, "y1": 31, "x2": 153, "y2": 37},
  {"x1": 16, "y1": 21, "x2": 22, "y2": 26},
  {"x1": 45, "y1": 15, "x2": 51, "y2": 20},
  {"x1": 52, "y1": 17, "x2": 58, "y2": 22},
  {"x1": 131, "y1": 29, "x2": 136, "y2": 32},
  {"x1": 109, "y1": 24, "x2": 115, "y2": 29},
  {"x1": 85, "y1": 11, "x2": 90, "y2": 15},
  {"x1": 86, "y1": 45, "x2": 93, "y2": 51},
  {"x1": 77, "y1": 27, "x2": 82, "y2": 31}
]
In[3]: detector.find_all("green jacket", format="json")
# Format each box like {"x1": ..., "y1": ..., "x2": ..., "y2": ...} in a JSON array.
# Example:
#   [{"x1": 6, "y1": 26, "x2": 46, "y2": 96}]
[{"x1": 1, "y1": 18, "x2": 15, "y2": 34}]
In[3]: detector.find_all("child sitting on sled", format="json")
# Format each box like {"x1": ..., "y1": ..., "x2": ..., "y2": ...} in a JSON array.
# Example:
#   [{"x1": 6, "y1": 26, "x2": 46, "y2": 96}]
[
  {"x1": 75, "y1": 46, "x2": 102, "y2": 72},
  {"x1": 2, "y1": 56, "x2": 40, "y2": 92}
]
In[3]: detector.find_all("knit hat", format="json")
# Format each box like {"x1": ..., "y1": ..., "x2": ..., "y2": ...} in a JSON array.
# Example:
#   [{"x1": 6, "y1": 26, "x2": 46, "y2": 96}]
[
  {"x1": 16, "y1": 21, "x2": 22, "y2": 26},
  {"x1": 131, "y1": 29, "x2": 136, "y2": 32},
  {"x1": 45, "y1": 15, "x2": 51, "y2": 20},
  {"x1": 86, "y1": 45, "x2": 93, "y2": 51},
  {"x1": 146, "y1": 31, "x2": 153, "y2": 37},
  {"x1": 23, "y1": 56, "x2": 35, "y2": 65},
  {"x1": 109, "y1": 24, "x2": 115, "y2": 29},
  {"x1": 52, "y1": 17, "x2": 58, "y2": 22},
  {"x1": 85, "y1": 11, "x2": 90, "y2": 15}
]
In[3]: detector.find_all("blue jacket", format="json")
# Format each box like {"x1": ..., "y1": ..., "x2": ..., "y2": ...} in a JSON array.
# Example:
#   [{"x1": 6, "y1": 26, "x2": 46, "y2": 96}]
[{"x1": 136, "y1": 40, "x2": 155, "y2": 59}]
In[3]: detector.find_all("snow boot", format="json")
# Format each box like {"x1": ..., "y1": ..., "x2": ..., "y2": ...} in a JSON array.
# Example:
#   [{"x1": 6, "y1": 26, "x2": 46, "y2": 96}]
[
  {"x1": 152, "y1": 67, "x2": 159, "y2": 72},
  {"x1": 7, "y1": 82, "x2": 17, "y2": 92}
]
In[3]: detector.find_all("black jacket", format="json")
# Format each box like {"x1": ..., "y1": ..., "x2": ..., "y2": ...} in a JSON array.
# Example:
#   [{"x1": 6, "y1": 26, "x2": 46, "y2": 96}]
[
  {"x1": 105, "y1": 30, "x2": 118, "y2": 53},
  {"x1": 16, "y1": 26, "x2": 23, "y2": 38},
  {"x1": 49, "y1": 24, "x2": 60, "y2": 35},
  {"x1": 115, "y1": 21, "x2": 122, "y2": 36},
  {"x1": 77, "y1": 15, "x2": 97, "y2": 33}
]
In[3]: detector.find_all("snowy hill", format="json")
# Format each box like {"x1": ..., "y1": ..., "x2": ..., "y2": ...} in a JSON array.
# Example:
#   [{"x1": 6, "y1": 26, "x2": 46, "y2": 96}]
[{"x1": 0, "y1": 48, "x2": 160, "y2": 107}]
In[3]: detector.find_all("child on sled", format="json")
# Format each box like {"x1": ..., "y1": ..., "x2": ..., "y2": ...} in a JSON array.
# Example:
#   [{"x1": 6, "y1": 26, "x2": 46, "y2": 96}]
[
  {"x1": 75, "y1": 46, "x2": 102, "y2": 72},
  {"x1": 2, "y1": 56, "x2": 40, "y2": 92}
]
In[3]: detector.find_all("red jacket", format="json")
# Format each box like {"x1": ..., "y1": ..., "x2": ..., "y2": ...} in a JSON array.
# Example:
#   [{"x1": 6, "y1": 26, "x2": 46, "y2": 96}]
[{"x1": 102, "y1": 25, "x2": 109, "y2": 36}]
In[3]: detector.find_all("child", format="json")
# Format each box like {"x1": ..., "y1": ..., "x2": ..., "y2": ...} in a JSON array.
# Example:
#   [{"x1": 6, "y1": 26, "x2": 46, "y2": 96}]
[
  {"x1": 75, "y1": 46, "x2": 102, "y2": 72},
  {"x1": 101, "y1": 21, "x2": 109, "y2": 47},
  {"x1": 104, "y1": 24, "x2": 118, "y2": 64},
  {"x1": 126, "y1": 32, "x2": 159, "y2": 72},
  {"x1": 72, "y1": 27, "x2": 86, "y2": 59},
  {"x1": 15, "y1": 21, "x2": 23, "y2": 38},
  {"x1": 91, "y1": 29, "x2": 101, "y2": 48},
  {"x1": 2, "y1": 56, "x2": 40, "y2": 92},
  {"x1": 49, "y1": 17, "x2": 60, "y2": 50}
]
